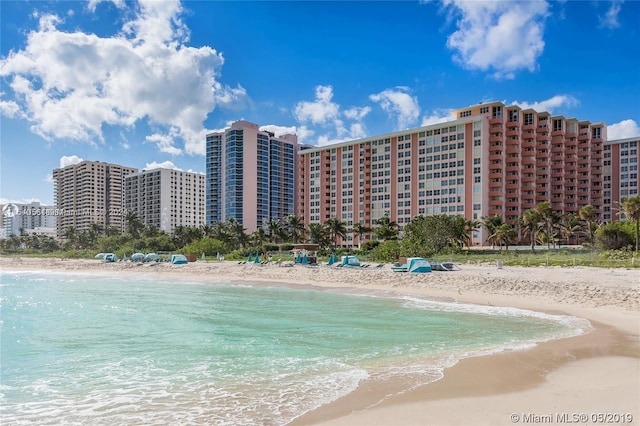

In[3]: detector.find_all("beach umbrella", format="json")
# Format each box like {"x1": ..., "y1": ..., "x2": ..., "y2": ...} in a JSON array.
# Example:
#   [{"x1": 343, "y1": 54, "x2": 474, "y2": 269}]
[
  {"x1": 302, "y1": 254, "x2": 308, "y2": 265},
  {"x1": 255, "y1": 254, "x2": 261, "y2": 264},
  {"x1": 248, "y1": 254, "x2": 253, "y2": 262},
  {"x1": 328, "y1": 254, "x2": 335, "y2": 265}
]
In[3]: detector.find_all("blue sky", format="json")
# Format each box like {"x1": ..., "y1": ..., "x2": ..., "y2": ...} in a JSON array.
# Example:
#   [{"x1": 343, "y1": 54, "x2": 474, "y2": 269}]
[{"x1": 1, "y1": 0, "x2": 639, "y2": 205}]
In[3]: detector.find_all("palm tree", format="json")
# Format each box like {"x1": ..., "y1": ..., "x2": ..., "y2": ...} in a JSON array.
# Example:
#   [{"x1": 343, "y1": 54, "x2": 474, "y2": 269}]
[
  {"x1": 125, "y1": 211, "x2": 144, "y2": 239},
  {"x1": 351, "y1": 222, "x2": 372, "y2": 249},
  {"x1": 374, "y1": 216, "x2": 399, "y2": 241},
  {"x1": 308, "y1": 222, "x2": 330, "y2": 249},
  {"x1": 520, "y1": 208, "x2": 542, "y2": 252},
  {"x1": 249, "y1": 227, "x2": 269, "y2": 248},
  {"x1": 481, "y1": 215, "x2": 504, "y2": 249},
  {"x1": 462, "y1": 218, "x2": 481, "y2": 248},
  {"x1": 560, "y1": 213, "x2": 583, "y2": 246},
  {"x1": 226, "y1": 219, "x2": 249, "y2": 249},
  {"x1": 267, "y1": 219, "x2": 285, "y2": 243},
  {"x1": 495, "y1": 222, "x2": 517, "y2": 251},
  {"x1": 286, "y1": 215, "x2": 306, "y2": 244},
  {"x1": 579, "y1": 204, "x2": 598, "y2": 247},
  {"x1": 63, "y1": 226, "x2": 78, "y2": 249},
  {"x1": 324, "y1": 217, "x2": 348, "y2": 249},
  {"x1": 534, "y1": 202, "x2": 561, "y2": 249},
  {"x1": 621, "y1": 196, "x2": 640, "y2": 252}
]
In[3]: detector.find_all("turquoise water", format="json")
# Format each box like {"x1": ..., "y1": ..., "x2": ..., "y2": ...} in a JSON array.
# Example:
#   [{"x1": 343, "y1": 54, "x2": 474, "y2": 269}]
[{"x1": 1, "y1": 271, "x2": 589, "y2": 425}]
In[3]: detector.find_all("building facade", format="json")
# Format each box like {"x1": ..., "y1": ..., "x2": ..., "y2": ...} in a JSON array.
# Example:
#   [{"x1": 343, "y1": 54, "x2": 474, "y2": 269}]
[
  {"x1": 1, "y1": 202, "x2": 57, "y2": 239},
  {"x1": 297, "y1": 101, "x2": 612, "y2": 247},
  {"x1": 124, "y1": 168, "x2": 206, "y2": 234},
  {"x1": 53, "y1": 161, "x2": 138, "y2": 238},
  {"x1": 206, "y1": 121, "x2": 298, "y2": 233},
  {"x1": 604, "y1": 137, "x2": 639, "y2": 222}
]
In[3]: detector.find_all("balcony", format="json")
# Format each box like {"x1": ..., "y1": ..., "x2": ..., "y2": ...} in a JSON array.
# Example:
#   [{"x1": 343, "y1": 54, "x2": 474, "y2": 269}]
[
  {"x1": 505, "y1": 201, "x2": 519, "y2": 208},
  {"x1": 506, "y1": 129, "x2": 520, "y2": 137},
  {"x1": 536, "y1": 160, "x2": 549, "y2": 168},
  {"x1": 536, "y1": 134, "x2": 549, "y2": 142},
  {"x1": 489, "y1": 135, "x2": 503, "y2": 143},
  {"x1": 521, "y1": 139, "x2": 536, "y2": 149},
  {"x1": 521, "y1": 175, "x2": 535, "y2": 183},
  {"x1": 506, "y1": 165, "x2": 520, "y2": 173},
  {"x1": 488, "y1": 153, "x2": 503, "y2": 161},
  {"x1": 551, "y1": 130, "x2": 565, "y2": 137},
  {"x1": 489, "y1": 171, "x2": 503, "y2": 179},
  {"x1": 489, "y1": 118, "x2": 503, "y2": 125},
  {"x1": 506, "y1": 182, "x2": 519, "y2": 190},
  {"x1": 521, "y1": 157, "x2": 536, "y2": 166}
]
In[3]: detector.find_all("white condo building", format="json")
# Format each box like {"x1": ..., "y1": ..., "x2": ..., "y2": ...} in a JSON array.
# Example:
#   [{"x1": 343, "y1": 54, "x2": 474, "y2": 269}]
[
  {"x1": 125, "y1": 168, "x2": 206, "y2": 234},
  {"x1": 1, "y1": 201, "x2": 57, "y2": 239}
]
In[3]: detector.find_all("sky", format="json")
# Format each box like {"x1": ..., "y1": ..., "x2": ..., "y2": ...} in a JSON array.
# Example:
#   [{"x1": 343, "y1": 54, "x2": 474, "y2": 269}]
[{"x1": 1, "y1": 0, "x2": 639, "y2": 206}]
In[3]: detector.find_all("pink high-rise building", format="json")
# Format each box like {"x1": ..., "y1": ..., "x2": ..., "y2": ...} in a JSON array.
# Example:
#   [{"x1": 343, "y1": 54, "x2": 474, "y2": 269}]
[{"x1": 297, "y1": 101, "x2": 631, "y2": 247}]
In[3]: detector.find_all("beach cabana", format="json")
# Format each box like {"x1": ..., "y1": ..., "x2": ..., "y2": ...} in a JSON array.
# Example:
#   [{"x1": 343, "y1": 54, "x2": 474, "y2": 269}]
[
  {"x1": 248, "y1": 253, "x2": 254, "y2": 262},
  {"x1": 341, "y1": 255, "x2": 361, "y2": 267},
  {"x1": 144, "y1": 253, "x2": 159, "y2": 262},
  {"x1": 94, "y1": 253, "x2": 105, "y2": 259},
  {"x1": 407, "y1": 257, "x2": 432, "y2": 273},
  {"x1": 327, "y1": 254, "x2": 337, "y2": 265},
  {"x1": 131, "y1": 253, "x2": 145, "y2": 262},
  {"x1": 103, "y1": 253, "x2": 118, "y2": 263},
  {"x1": 171, "y1": 254, "x2": 188, "y2": 265},
  {"x1": 254, "y1": 254, "x2": 261, "y2": 264}
]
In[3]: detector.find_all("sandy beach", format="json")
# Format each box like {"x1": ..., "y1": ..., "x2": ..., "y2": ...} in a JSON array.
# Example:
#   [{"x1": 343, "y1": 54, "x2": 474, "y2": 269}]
[{"x1": 2, "y1": 256, "x2": 639, "y2": 425}]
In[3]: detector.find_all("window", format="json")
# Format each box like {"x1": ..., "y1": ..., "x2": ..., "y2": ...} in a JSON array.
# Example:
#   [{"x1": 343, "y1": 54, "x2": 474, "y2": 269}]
[
  {"x1": 508, "y1": 110, "x2": 519, "y2": 122},
  {"x1": 480, "y1": 106, "x2": 489, "y2": 114},
  {"x1": 524, "y1": 113, "x2": 534, "y2": 126}
]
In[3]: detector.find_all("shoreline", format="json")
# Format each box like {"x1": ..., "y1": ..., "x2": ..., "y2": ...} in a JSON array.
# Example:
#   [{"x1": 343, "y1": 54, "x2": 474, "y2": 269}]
[{"x1": 2, "y1": 257, "x2": 639, "y2": 425}]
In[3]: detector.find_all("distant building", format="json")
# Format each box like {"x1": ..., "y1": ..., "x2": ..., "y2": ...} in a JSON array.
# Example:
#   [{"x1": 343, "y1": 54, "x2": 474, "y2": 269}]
[
  {"x1": 1, "y1": 201, "x2": 57, "y2": 239},
  {"x1": 206, "y1": 120, "x2": 298, "y2": 233},
  {"x1": 124, "y1": 168, "x2": 206, "y2": 234},
  {"x1": 604, "y1": 137, "x2": 639, "y2": 222},
  {"x1": 53, "y1": 161, "x2": 138, "y2": 238},
  {"x1": 297, "y1": 101, "x2": 610, "y2": 247}
]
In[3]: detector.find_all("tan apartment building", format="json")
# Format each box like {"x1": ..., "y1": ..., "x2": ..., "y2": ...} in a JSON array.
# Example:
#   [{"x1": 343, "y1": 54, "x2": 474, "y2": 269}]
[
  {"x1": 297, "y1": 101, "x2": 622, "y2": 247},
  {"x1": 53, "y1": 161, "x2": 137, "y2": 238},
  {"x1": 125, "y1": 168, "x2": 206, "y2": 234}
]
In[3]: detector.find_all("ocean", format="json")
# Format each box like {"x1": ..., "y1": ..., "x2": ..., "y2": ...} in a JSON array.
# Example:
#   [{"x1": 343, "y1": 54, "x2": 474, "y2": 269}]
[{"x1": 0, "y1": 271, "x2": 590, "y2": 425}]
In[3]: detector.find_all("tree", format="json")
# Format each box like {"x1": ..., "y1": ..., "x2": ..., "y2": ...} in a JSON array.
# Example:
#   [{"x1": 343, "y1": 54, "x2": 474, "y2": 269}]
[
  {"x1": 534, "y1": 202, "x2": 559, "y2": 249},
  {"x1": 560, "y1": 213, "x2": 583, "y2": 246},
  {"x1": 308, "y1": 222, "x2": 330, "y2": 249},
  {"x1": 374, "y1": 216, "x2": 398, "y2": 241},
  {"x1": 324, "y1": 217, "x2": 348, "y2": 248},
  {"x1": 286, "y1": 215, "x2": 306, "y2": 244},
  {"x1": 125, "y1": 211, "x2": 145, "y2": 239},
  {"x1": 481, "y1": 215, "x2": 504, "y2": 249},
  {"x1": 63, "y1": 226, "x2": 78, "y2": 249},
  {"x1": 462, "y1": 218, "x2": 481, "y2": 248},
  {"x1": 495, "y1": 222, "x2": 517, "y2": 251},
  {"x1": 520, "y1": 208, "x2": 542, "y2": 252},
  {"x1": 620, "y1": 196, "x2": 640, "y2": 252},
  {"x1": 402, "y1": 215, "x2": 461, "y2": 256},
  {"x1": 579, "y1": 205, "x2": 598, "y2": 247},
  {"x1": 351, "y1": 223, "x2": 372, "y2": 249}
]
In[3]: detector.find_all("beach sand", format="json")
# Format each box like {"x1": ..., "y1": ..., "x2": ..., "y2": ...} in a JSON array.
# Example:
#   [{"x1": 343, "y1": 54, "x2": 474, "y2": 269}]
[{"x1": 2, "y1": 256, "x2": 639, "y2": 425}]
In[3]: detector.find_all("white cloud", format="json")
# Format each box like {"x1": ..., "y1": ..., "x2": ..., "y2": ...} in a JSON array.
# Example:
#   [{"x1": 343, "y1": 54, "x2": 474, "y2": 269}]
[
  {"x1": 512, "y1": 94, "x2": 579, "y2": 114},
  {"x1": 59, "y1": 155, "x2": 84, "y2": 168},
  {"x1": 421, "y1": 110, "x2": 457, "y2": 126},
  {"x1": 369, "y1": 87, "x2": 420, "y2": 130},
  {"x1": 87, "y1": 0, "x2": 125, "y2": 13},
  {"x1": 599, "y1": 0, "x2": 624, "y2": 30},
  {"x1": 145, "y1": 130, "x2": 183, "y2": 156},
  {"x1": 144, "y1": 160, "x2": 182, "y2": 171},
  {"x1": 443, "y1": 0, "x2": 549, "y2": 79},
  {"x1": 293, "y1": 85, "x2": 340, "y2": 125},
  {"x1": 0, "y1": 0, "x2": 246, "y2": 156},
  {"x1": 607, "y1": 119, "x2": 640, "y2": 140},
  {"x1": 293, "y1": 86, "x2": 371, "y2": 146},
  {"x1": 259, "y1": 125, "x2": 297, "y2": 138},
  {"x1": 44, "y1": 173, "x2": 54, "y2": 183}
]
